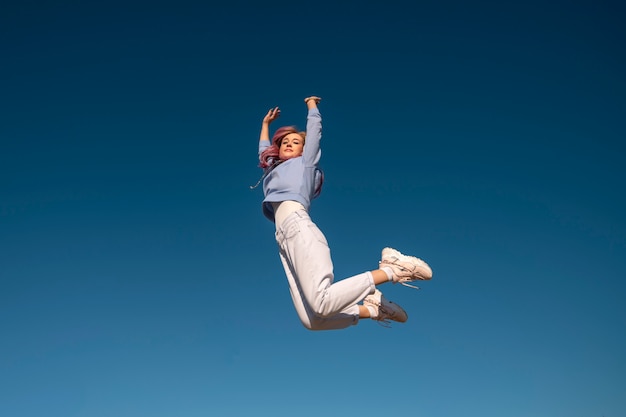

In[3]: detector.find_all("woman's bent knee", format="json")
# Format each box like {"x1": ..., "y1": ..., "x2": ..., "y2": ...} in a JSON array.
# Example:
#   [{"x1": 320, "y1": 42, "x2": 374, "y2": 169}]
[{"x1": 299, "y1": 315, "x2": 326, "y2": 331}]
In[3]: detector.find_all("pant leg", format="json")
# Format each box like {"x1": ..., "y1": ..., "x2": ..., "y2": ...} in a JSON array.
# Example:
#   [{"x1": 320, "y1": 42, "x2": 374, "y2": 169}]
[
  {"x1": 278, "y1": 250, "x2": 360, "y2": 330},
  {"x1": 275, "y1": 210, "x2": 375, "y2": 330}
]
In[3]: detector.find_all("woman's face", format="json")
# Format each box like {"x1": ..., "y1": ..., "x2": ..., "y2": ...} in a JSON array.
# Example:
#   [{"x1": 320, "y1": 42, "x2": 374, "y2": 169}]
[{"x1": 279, "y1": 133, "x2": 304, "y2": 160}]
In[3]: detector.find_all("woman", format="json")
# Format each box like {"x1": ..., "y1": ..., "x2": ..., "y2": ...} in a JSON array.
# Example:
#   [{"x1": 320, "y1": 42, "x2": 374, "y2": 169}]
[{"x1": 254, "y1": 96, "x2": 432, "y2": 330}]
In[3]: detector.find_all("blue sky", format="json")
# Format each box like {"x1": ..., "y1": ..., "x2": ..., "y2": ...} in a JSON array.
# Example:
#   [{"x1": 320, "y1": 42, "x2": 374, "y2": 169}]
[{"x1": 1, "y1": 1, "x2": 625, "y2": 416}]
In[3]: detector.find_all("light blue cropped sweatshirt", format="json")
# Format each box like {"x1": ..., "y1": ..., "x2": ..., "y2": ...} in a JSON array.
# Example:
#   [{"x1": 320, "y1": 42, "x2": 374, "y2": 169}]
[{"x1": 259, "y1": 107, "x2": 323, "y2": 222}]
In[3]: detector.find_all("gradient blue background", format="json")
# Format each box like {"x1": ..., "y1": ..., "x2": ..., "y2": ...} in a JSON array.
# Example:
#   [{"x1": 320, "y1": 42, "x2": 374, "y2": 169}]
[{"x1": 2, "y1": 1, "x2": 625, "y2": 416}]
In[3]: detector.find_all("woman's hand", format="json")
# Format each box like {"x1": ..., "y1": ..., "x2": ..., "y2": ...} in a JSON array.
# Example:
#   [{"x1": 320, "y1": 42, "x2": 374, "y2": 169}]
[
  {"x1": 304, "y1": 96, "x2": 321, "y2": 106},
  {"x1": 260, "y1": 107, "x2": 279, "y2": 142},
  {"x1": 263, "y1": 107, "x2": 281, "y2": 124}
]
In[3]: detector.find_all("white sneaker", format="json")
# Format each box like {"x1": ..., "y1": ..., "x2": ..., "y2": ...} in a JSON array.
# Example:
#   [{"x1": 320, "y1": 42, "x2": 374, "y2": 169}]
[
  {"x1": 380, "y1": 247, "x2": 432, "y2": 288},
  {"x1": 364, "y1": 289, "x2": 408, "y2": 326}
]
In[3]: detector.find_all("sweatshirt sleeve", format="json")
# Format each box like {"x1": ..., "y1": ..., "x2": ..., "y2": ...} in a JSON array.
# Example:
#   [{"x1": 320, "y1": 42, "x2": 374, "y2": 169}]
[
  {"x1": 303, "y1": 108, "x2": 322, "y2": 167},
  {"x1": 258, "y1": 139, "x2": 270, "y2": 157}
]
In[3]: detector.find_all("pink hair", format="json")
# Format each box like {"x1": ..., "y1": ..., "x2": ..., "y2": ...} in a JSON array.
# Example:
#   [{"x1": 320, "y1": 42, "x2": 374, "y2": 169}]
[
  {"x1": 257, "y1": 125, "x2": 324, "y2": 198},
  {"x1": 259, "y1": 126, "x2": 303, "y2": 168}
]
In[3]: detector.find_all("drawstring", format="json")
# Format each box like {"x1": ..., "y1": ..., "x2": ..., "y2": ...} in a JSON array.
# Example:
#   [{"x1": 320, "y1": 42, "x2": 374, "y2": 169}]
[
  {"x1": 249, "y1": 160, "x2": 283, "y2": 190},
  {"x1": 249, "y1": 174, "x2": 265, "y2": 190}
]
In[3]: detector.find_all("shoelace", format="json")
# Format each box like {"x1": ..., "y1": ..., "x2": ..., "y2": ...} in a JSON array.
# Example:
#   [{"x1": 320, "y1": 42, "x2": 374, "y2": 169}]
[
  {"x1": 373, "y1": 303, "x2": 391, "y2": 329},
  {"x1": 376, "y1": 320, "x2": 392, "y2": 328},
  {"x1": 366, "y1": 299, "x2": 395, "y2": 328},
  {"x1": 380, "y1": 261, "x2": 422, "y2": 290},
  {"x1": 399, "y1": 282, "x2": 421, "y2": 290},
  {"x1": 375, "y1": 305, "x2": 394, "y2": 328}
]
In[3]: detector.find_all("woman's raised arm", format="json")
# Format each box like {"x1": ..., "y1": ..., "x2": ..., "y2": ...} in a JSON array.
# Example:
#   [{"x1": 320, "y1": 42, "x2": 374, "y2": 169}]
[{"x1": 260, "y1": 106, "x2": 280, "y2": 142}]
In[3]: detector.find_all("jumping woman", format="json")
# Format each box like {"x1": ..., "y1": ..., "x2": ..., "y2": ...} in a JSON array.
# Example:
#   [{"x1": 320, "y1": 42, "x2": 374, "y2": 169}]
[{"x1": 253, "y1": 96, "x2": 432, "y2": 330}]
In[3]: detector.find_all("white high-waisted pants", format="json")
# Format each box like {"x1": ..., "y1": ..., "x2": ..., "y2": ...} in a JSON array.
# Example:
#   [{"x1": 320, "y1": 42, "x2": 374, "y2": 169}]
[{"x1": 274, "y1": 202, "x2": 375, "y2": 330}]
